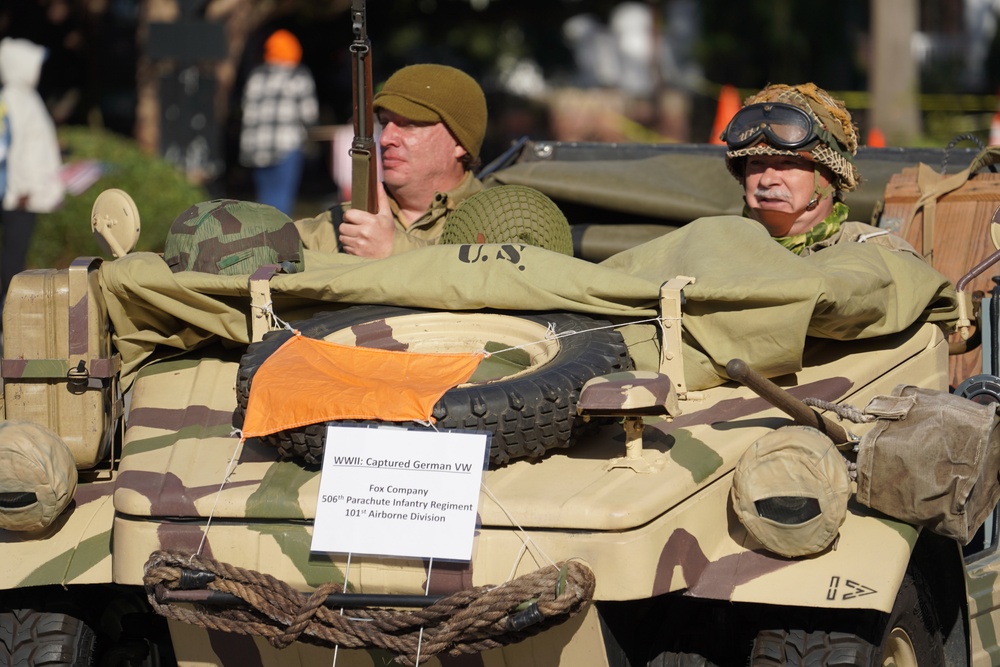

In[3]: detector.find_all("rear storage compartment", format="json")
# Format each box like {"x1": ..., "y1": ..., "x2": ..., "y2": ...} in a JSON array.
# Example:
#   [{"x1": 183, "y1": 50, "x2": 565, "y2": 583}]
[{"x1": 1, "y1": 256, "x2": 121, "y2": 468}]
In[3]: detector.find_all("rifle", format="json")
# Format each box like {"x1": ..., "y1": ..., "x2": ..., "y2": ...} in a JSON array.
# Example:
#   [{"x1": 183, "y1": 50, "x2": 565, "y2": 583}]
[{"x1": 349, "y1": 0, "x2": 378, "y2": 213}]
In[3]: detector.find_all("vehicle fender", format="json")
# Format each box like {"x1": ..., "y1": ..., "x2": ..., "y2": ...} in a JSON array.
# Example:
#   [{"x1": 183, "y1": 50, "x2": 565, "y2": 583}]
[
  {"x1": 725, "y1": 503, "x2": 917, "y2": 613},
  {"x1": 672, "y1": 476, "x2": 918, "y2": 614}
]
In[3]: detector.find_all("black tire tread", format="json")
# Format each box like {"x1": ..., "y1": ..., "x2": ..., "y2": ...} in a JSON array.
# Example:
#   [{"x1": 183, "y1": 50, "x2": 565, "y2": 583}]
[
  {"x1": 749, "y1": 568, "x2": 945, "y2": 667},
  {"x1": 647, "y1": 651, "x2": 720, "y2": 667},
  {"x1": 751, "y1": 629, "x2": 875, "y2": 667},
  {"x1": 234, "y1": 306, "x2": 632, "y2": 467},
  {"x1": 0, "y1": 610, "x2": 95, "y2": 667}
]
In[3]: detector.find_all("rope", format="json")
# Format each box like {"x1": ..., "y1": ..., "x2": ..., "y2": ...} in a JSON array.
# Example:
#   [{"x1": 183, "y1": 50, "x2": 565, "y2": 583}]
[
  {"x1": 143, "y1": 550, "x2": 595, "y2": 666},
  {"x1": 250, "y1": 300, "x2": 295, "y2": 334},
  {"x1": 482, "y1": 315, "x2": 662, "y2": 358},
  {"x1": 802, "y1": 397, "x2": 875, "y2": 424}
]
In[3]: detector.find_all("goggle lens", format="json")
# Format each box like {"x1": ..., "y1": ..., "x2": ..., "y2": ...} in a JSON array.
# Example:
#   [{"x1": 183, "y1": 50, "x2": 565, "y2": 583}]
[
  {"x1": 765, "y1": 121, "x2": 811, "y2": 145},
  {"x1": 724, "y1": 103, "x2": 818, "y2": 151}
]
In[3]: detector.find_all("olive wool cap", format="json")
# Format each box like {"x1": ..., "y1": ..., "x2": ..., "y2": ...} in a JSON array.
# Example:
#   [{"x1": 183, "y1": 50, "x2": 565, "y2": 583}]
[
  {"x1": 374, "y1": 64, "x2": 488, "y2": 159},
  {"x1": 440, "y1": 185, "x2": 573, "y2": 255}
]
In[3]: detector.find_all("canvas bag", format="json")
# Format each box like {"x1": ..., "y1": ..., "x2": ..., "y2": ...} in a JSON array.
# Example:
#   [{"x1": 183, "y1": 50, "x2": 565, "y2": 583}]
[{"x1": 856, "y1": 384, "x2": 1000, "y2": 543}]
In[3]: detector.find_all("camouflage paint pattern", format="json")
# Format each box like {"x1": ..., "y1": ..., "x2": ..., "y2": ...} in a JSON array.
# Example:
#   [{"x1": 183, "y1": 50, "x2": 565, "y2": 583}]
[
  {"x1": 967, "y1": 558, "x2": 1000, "y2": 666},
  {"x1": 0, "y1": 265, "x2": 980, "y2": 665},
  {"x1": 577, "y1": 370, "x2": 680, "y2": 417},
  {"x1": 102, "y1": 319, "x2": 945, "y2": 607},
  {"x1": 0, "y1": 477, "x2": 115, "y2": 589}
]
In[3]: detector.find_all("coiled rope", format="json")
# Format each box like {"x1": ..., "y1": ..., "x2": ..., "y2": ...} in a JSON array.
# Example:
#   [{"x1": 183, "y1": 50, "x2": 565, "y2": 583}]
[{"x1": 143, "y1": 550, "x2": 595, "y2": 666}]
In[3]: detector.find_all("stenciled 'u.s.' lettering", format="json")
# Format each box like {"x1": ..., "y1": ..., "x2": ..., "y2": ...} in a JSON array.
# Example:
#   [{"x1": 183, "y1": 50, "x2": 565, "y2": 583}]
[{"x1": 456, "y1": 244, "x2": 527, "y2": 271}]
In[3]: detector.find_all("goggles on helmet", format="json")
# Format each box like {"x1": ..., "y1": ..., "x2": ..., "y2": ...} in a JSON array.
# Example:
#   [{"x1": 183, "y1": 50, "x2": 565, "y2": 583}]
[{"x1": 722, "y1": 102, "x2": 820, "y2": 152}]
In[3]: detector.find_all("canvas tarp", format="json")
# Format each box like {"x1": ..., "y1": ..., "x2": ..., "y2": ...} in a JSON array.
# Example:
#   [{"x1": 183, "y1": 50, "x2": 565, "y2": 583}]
[
  {"x1": 484, "y1": 145, "x2": 953, "y2": 226},
  {"x1": 485, "y1": 152, "x2": 747, "y2": 222},
  {"x1": 98, "y1": 216, "x2": 959, "y2": 392}
]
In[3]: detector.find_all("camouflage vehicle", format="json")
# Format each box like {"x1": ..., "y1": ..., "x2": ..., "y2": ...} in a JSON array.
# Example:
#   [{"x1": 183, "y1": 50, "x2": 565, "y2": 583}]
[{"x1": 0, "y1": 140, "x2": 999, "y2": 667}]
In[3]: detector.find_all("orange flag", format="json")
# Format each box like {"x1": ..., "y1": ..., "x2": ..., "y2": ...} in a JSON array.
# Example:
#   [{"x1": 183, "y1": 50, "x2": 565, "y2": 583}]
[{"x1": 241, "y1": 333, "x2": 484, "y2": 438}]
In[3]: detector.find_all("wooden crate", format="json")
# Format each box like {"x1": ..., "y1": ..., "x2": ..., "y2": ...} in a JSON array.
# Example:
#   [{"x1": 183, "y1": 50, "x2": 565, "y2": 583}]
[{"x1": 881, "y1": 166, "x2": 1000, "y2": 386}]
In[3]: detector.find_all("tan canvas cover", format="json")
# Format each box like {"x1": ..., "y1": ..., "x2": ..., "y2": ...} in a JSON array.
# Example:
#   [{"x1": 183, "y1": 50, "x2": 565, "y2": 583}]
[
  {"x1": 0, "y1": 420, "x2": 78, "y2": 532},
  {"x1": 98, "y1": 216, "x2": 959, "y2": 391},
  {"x1": 732, "y1": 425, "x2": 851, "y2": 558},
  {"x1": 241, "y1": 333, "x2": 483, "y2": 437}
]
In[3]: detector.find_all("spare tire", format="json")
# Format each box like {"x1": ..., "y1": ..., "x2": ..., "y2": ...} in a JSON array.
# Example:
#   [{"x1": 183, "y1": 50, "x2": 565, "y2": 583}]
[{"x1": 234, "y1": 305, "x2": 632, "y2": 467}]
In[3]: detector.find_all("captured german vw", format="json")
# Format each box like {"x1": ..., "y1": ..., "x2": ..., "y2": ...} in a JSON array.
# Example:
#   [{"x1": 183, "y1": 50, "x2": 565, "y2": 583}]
[{"x1": 1, "y1": 139, "x2": 1000, "y2": 667}]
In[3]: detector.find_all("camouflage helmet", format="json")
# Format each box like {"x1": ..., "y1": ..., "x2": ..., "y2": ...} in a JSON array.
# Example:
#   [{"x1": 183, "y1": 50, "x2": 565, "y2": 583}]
[
  {"x1": 0, "y1": 420, "x2": 78, "y2": 532},
  {"x1": 731, "y1": 425, "x2": 851, "y2": 558},
  {"x1": 163, "y1": 199, "x2": 303, "y2": 275},
  {"x1": 723, "y1": 83, "x2": 860, "y2": 193},
  {"x1": 440, "y1": 185, "x2": 574, "y2": 255}
]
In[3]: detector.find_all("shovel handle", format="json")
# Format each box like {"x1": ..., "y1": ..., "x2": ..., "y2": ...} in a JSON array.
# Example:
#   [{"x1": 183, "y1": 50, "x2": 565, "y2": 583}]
[{"x1": 726, "y1": 358, "x2": 853, "y2": 444}]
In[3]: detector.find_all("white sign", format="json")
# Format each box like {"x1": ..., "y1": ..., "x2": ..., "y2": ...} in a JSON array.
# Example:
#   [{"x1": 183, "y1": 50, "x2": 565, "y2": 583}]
[{"x1": 311, "y1": 425, "x2": 490, "y2": 561}]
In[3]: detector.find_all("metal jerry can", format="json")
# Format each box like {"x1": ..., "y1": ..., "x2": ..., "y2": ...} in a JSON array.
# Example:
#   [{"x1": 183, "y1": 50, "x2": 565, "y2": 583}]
[{"x1": 1, "y1": 257, "x2": 122, "y2": 469}]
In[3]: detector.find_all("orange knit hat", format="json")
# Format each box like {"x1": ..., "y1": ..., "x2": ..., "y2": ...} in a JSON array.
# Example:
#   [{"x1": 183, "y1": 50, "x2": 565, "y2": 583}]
[{"x1": 264, "y1": 30, "x2": 302, "y2": 65}]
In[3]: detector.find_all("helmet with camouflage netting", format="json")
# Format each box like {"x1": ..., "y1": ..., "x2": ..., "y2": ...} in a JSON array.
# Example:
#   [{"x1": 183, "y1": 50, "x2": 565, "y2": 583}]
[
  {"x1": 163, "y1": 199, "x2": 303, "y2": 275},
  {"x1": 440, "y1": 185, "x2": 573, "y2": 255},
  {"x1": 723, "y1": 83, "x2": 861, "y2": 193}
]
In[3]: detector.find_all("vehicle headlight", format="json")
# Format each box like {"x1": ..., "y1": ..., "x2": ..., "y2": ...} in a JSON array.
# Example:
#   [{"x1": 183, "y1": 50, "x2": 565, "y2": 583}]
[
  {"x1": 0, "y1": 420, "x2": 78, "y2": 532},
  {"x1": 731, "y1": 425, "x2": 851, "y2": 558}
]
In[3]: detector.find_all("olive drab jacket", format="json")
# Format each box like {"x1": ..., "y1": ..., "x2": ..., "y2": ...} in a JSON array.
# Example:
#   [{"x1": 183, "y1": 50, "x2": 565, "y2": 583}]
[{"x1": 293, "y1": 172, "x2": 483, "y2": 255}]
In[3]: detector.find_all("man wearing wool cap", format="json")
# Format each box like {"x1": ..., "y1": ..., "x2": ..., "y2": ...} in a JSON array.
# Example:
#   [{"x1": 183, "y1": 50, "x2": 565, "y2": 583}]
[{"x1": 295, "y1": 63, "x2": 488, "y2": 258}]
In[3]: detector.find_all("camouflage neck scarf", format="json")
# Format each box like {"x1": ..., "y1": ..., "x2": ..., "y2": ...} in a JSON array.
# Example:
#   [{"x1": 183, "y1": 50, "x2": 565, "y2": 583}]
[{"x1": 772, "y1": 201, "x2": 849, "y2": 255}]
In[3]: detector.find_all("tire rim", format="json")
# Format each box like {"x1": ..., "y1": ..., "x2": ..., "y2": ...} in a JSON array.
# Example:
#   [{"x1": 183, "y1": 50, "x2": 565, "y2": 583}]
[
  {"x1": 319, "y1": 312, "x2": 562, "y2": 383},
  {"x1": 881, "y1": 627, "x2": 918, "y2": 667}
]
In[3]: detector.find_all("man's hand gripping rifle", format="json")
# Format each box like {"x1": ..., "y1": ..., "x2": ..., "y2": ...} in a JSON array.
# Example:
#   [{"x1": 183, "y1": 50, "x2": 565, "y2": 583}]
[{"x1": 350, "y1": 0, "x2": 378, "y2": 213}]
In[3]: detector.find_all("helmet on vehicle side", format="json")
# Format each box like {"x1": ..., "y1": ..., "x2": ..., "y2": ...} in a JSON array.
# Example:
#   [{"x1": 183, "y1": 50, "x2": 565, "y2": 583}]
[{"x1": 163, "y1": 199, "x2": 303, "y2": 275}]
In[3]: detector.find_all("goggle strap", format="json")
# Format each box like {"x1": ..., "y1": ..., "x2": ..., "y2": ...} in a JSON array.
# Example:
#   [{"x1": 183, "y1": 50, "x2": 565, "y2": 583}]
[
  {"x1": 814, "y1": 126, "x2": 855, "y2": 164},
  {"x1": 812, "y1": 169, "x2": 836, "y2": 201}
]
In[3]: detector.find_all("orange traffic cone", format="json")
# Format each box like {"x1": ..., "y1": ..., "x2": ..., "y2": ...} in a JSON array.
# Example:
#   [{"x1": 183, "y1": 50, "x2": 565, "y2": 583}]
[
  {"x1": 710, "y1": 84, "x2": 742, "y2": 145},
  {"x1": 867, "y1": 127, "x2": 886, "y2": 147},
  {"x1": 990, "y1": 110, "x2": 1000, "y2": 146}
]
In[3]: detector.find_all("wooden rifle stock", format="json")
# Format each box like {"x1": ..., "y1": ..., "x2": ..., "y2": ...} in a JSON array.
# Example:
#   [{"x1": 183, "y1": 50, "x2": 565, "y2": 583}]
[{"x1": 350, "y1": 0, "x2": 377, "y2": 213}]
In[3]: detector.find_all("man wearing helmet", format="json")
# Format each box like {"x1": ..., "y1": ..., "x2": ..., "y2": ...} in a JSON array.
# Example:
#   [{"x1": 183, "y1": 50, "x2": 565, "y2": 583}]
[{"x1": 721, "y1": 83, "x2": 914, "y2": 256}]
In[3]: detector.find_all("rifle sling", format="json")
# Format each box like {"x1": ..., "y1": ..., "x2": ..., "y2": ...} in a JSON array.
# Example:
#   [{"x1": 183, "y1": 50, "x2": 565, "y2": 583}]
[
  {"x1": 351, "y1": 149, "x2": 374, "y2": 214},
  {"x1": 330, "y1": 203, "x2": 346, "y2": 253}
]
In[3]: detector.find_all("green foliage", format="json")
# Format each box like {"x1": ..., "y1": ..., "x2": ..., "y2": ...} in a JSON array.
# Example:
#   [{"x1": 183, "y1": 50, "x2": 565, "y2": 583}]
[{"x1": 31, "y1": 126, "x2": 208, "y2": 269}]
